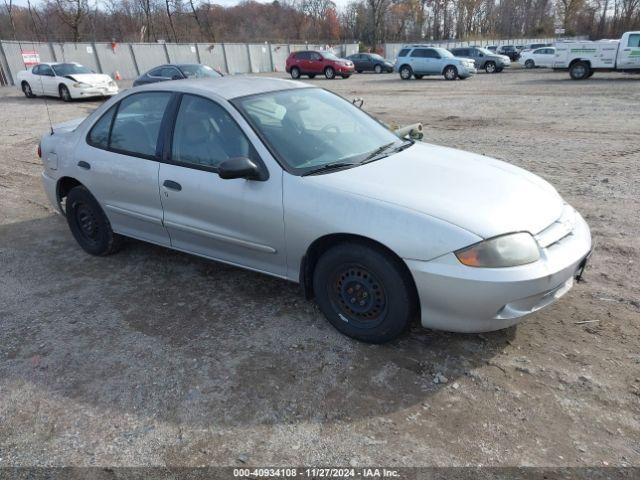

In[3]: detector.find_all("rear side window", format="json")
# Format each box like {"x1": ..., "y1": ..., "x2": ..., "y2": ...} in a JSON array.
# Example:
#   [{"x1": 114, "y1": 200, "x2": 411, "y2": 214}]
[
  {"x1": 410, "y1": 49, "x2": 426, "y2": 57},
  {"x1": 398, "y1": 48, "x2": 410, "y2": 57},
  {"x1": 296, "y1": 52, "x2": 310, "y2": 60},
  {"x1": 87, "y1": 105, "x2": 116, "y2": 149}
]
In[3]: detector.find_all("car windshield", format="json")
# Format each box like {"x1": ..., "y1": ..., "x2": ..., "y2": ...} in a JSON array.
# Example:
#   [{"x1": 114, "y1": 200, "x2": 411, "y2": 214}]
[
  {"x1": 370, "y1": 54, "x2": 384, "y2": 60},
  {"x1": 179, "y1": 64, "x2": 221, "y2": 78},
  {"x1": 321, "y1": 51, "x2": 339, "y2": 61},
  {"x1": 235, "y1": 88, "x2": 407, "y2": 175},
  {"x1": 51, "y1": 63, "x2": 92, "y2": 76},
  {"x1": 435, "y1": 48, "x2": 454, "y2": 58},
  {"x1": 477, "y1": 48, "x2": 493, "y2": 55}
]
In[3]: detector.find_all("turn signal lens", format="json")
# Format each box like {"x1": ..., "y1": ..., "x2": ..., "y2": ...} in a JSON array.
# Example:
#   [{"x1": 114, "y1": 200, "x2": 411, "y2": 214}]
[{"x1": 455, "y1": 232, "x2": 540, "y2": 268}]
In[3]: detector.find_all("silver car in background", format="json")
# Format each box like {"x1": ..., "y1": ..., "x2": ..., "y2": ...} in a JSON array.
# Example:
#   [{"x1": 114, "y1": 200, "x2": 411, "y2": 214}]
[{"x1": 39, "y1": 77, "x2": 591, "y2": 343}]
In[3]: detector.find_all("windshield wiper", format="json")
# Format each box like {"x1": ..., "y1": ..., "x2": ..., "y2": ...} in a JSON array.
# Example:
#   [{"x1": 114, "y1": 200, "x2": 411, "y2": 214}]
[
  {"x1": 360, "y1": 140, "x2": 414, "y2": 165},
  {"x1": 301, "y1": 162, "x2": 357, "y2": 176}
]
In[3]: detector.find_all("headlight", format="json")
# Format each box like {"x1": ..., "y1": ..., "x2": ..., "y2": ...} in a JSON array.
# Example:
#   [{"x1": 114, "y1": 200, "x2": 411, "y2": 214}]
[
  {"x1": 455, "y1": 232, "x2": 540, "y2": 268},
  {"x1": 72, "y1": 82, "x2": 90, "y2": 88}
]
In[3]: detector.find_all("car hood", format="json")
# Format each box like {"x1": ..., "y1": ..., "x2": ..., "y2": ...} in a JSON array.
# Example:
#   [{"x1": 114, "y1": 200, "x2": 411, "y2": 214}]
[
  {"x1": 307, "y1": 142, "x2": 564, "y2": 239},
  {"x1": 65, "y1": 73, "x2": 113, "y2": 84}
]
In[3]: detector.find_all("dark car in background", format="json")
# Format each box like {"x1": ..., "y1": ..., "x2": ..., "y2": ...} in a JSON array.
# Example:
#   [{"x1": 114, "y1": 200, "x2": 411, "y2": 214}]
[
  {"x1": 346, "y1": 53, "x2": 394, "y2": 73},
  {"x1": 133, "y1": 64, "x2": 222, "y2": 87},
  {"x1": 286, "y1": 50, "x2": 354, "y2": 79},
  {"x1": 496, "y1": 45, "x2": 520, "y2": 61}
]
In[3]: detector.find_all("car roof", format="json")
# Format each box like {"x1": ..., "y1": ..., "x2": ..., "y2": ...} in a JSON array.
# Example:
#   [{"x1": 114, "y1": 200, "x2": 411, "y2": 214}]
[{"x1": 133, "y1": 75, "x2": 312, "y2": 100}]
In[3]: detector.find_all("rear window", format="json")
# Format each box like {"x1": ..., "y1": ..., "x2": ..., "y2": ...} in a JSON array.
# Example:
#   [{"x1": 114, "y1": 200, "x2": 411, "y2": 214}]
[{"x1": 398, "y1": 48, "x2": 410, "y2": 57}]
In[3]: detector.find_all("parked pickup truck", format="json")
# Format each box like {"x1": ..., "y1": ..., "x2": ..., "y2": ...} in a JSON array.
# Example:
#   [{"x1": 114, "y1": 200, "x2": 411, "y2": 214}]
[{"x1": 553, "y1": 31, "x2": 640, "y2": 79}]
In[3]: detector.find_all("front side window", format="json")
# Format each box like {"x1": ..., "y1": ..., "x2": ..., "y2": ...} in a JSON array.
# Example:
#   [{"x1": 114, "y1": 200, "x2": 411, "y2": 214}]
[
  {"x1": 159, "y1": 67, "x2": 180, "y2": 78},
  {"x1": 109, "y1": 92, "x2": 171, "y2": 157},
  {"x1": 320, "y1": 51, "x2": 338, "y2": 60},
  {"x1": 296, "y1": 52, "x2": 310, "y2": 60},
  {"x1": 179, "y1": 64, "x2": 221, "y2": 79},
  {"x1": 40, "y1": 65, "x2": 54, "y2": 76},
  {"x1": 171, "y1": 94, "x2": 254, "y2": 169},
  {"x1": 235, "y1": 88, "x2": 406, "y2": 175},
  {"x1": 629, "y1": 34, "x2": 640, "y2": 47}
]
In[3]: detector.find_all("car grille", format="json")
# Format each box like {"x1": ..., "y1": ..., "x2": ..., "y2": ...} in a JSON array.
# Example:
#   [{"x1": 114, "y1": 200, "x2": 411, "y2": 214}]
[{"x1": 535, "y1": 205, "x2": 576, "y2": 248}]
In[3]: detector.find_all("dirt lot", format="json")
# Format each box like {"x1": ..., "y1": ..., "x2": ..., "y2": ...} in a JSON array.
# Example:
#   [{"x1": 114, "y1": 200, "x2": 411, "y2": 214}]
[{"x1": 0, "y1": 68, "x2": 639, "y2": 468}]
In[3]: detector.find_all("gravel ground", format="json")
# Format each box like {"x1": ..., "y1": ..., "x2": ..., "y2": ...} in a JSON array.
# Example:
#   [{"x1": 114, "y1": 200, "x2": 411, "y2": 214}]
[{"x1": 0, "y1": 68, "x2": 639, "y2": 468}]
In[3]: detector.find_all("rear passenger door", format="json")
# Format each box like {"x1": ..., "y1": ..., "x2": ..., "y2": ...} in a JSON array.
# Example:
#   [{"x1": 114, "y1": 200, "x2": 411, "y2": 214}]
[
  {"x1": 74, "y1": 91, "x2": 173, "y2": 246},
  {"x1": 409, "y1": 48, "x2": 429, "y2": 74}
]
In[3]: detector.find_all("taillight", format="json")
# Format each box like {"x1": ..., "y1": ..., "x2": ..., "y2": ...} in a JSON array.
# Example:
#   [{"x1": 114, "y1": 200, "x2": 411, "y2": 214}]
[{"x1": 37, "y1": 144, "x2": 42, "y2": 158}]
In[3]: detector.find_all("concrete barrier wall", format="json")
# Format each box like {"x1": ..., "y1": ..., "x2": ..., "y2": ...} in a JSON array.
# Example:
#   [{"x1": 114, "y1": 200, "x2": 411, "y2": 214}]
[
  {"x1": 270, "y1": 44, "x2": 289, "y2": 72},
  {"x1": 197, "y1": 43, "x2": 227, "y2": 73},
  {"x1": 224, "y1": 44, "x2": 251, "y2": 74},
  {"x1": 52, "y1": 43, "x2": 100, "y2": 72},
  {"x1": 248, "y1": 44, "x2": 272, "y2": 73},
  {"x1": 165, "y1": 44, "x2": 199, "y2": 64},
  {"x1": 94, "y1": 42, "x2": 138, "y2": 79},
  {"x1": 130, "y1": 43, "x2": 169, "y2": 74},
  {"x1": 0, "y1": 40, "x2": 360, "y2": 85}
]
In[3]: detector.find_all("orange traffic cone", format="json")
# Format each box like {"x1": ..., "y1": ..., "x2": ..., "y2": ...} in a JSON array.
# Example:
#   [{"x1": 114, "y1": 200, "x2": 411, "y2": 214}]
[{"x1": 114, "y1": 70, "x2": 122, "y2": 81}]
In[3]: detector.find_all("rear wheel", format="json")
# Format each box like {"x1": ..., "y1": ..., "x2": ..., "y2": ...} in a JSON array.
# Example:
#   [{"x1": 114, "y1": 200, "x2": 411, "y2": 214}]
[
  {"x1": 65, "y1": 186, "x2": 122, "y2": 256},
  {"x1": 485, "y1": 61, "x2": 497, "y2": 73},
  {"x1": 399, "y1": 65, "x2": 413, "y2": 80},
  {"x1": 443, "y1": 65, "x2": 458, "y2": 80},
  {"x1": 524, "y1": 59, "x2": 535, "y2": 69},
  {"x1": 313, "y1": 243, "x2": 416, "y2": 343},
  {"x1": 21, "y1": 81, "x2": 35, "y2": 98},
  {"x1": 341, "y1": 75, "x2": 351, "y2": 79},
  {"x1": 356, "y1": 69, "x2": 363, "y2": 73},
  {"x1": 324, "y1": 66, "x2": 336, "y2": 79},
  {"x1": 290, "y1": 67, "x2": 301, "y2": 79},
  {"x1": 374, "y1": 64, "x2": 383, "y2": 74},
  {"x1": 570, "y1": 61, "x2": 591, "y2": 80},
  {"x1": 308, "y1": 74, "x2": 316, "y2": 79},
  {"x1": 59, "y1": 84, "x2": 71, "y2": 102}
]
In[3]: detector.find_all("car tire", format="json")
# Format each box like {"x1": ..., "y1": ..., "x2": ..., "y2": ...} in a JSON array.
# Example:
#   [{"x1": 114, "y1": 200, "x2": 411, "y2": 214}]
[
  {"x1": 374, "y1": 64, "x2": 383, "y2": 74},
  {"x1": 414, "y1": 74, "x2": 423, "y2": 79},
  {"x1": 443, "y1": 65, "x2": 458, "y2": 80},
  {"x1": 356, "y1": 70, "x2": 363, "y2": 73},
  {"x1": 312, "y1": 242, "x2": 417, "y2": 344},
  {"x1": 324, "y1": 66, "x2": 336, "y2": 79},
  {"x1": 570, "y1": 61, "x2": 591, "y2": 80},
  {"x1": 21, "y1": 81, "x2": 35, "y2": 98},
  {"x1": 485, "y1": 61, "x2": 497, "y2": 73},
  {"x1": 59, "y1": 84, "x2": 72, "y2": 102},
  {"x1": 308, "y1": 74, "x2": 316, "y2": 79},
  {"x1": 65, "y1": 186, "x2": 122, "y2": 256},
  {"x1": 341, "y1": 75, "x2": 351, "y2": 79},
  {"x1": 496, "y1": 67, "x2": 504, "y2": 73},
  {"x1": 524, "y1": 59, "x2": 535, "y2": 69},
  {"x1": 399, "y1": 65, "x2": 413, "y2": 80},
  {"x1": 290, "y1": 67, "x2": 301, "y2": 79}
]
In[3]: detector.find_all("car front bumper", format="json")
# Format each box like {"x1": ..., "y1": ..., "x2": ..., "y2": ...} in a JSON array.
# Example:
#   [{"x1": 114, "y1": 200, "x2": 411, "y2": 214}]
[
  {"x1": 405, "y1": 208, "x2": 592, "y2": 333},
  {"x1": 71, "y1": 85, "x2": 119, "y2": 99},
  {"x1": 459, "y1": 65, "x2": 477, "y2": 76},
  {"x1": 336, "y1": 65, "x2": 354, "y2": 75}
]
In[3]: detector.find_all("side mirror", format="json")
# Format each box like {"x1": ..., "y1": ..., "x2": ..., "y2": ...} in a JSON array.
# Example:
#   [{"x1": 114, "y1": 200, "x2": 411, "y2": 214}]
[
  {"x1": 218, "y1": 157, "x2": 265, "y2": 181},
  {"x1": 171, "y1": 74, "x2": 182, "y2": 80},
  {"x1": 479, "y1": 53, "x2": 484, "y2": 57}
]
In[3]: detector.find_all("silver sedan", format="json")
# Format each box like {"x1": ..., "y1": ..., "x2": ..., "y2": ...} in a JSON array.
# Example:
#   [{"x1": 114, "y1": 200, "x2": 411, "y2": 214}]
[{"x1": 39, "y1": 77, "x2": 592, "y2": 343}]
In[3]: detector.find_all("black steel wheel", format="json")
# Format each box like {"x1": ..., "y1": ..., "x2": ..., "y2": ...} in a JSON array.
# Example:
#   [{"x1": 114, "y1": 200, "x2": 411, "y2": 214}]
[
  {"x1": 313, "y1": 242, "x2": 417, "y2": 343},
  {"x1": 66, "y1": 185, "x2": 122, "y2": 256}
]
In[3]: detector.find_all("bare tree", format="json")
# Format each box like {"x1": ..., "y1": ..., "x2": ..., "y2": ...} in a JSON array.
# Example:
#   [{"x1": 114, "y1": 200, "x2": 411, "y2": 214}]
[{"x1": 52, "y1": 0, "x2": 89, "y2": 42}]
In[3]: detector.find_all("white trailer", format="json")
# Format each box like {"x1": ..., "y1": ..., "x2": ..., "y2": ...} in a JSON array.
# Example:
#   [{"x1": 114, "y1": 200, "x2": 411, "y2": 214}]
[{"x1": 553, "y1": 31, "x2": 640, "y2": 79}]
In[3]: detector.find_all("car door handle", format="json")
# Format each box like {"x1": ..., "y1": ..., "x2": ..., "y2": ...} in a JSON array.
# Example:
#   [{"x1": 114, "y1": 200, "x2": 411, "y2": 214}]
[
  {"x1": 163, "y1": 180, "x2": 182, "y2": 191},
  {"x1": 77, "y1": 161, "x2": 90, "y2": 170}
]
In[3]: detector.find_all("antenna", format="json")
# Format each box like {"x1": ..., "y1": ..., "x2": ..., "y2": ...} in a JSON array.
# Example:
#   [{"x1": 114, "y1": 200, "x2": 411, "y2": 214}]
[{"x1": 3, "y1": 0, "x2": 55, "y2": 134}]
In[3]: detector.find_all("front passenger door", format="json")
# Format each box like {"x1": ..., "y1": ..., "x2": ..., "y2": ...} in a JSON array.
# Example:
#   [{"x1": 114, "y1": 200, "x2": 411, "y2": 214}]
[{"x1": 158, "y1": 94, "x2": 286, "y2": 276}]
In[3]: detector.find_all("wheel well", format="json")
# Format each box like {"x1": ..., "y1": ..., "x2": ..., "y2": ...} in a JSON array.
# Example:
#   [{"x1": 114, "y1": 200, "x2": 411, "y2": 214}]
[
  {"x1": 570, "y1": 58, "x2": 590, "y2": 68},
  {"x1": 21, "y1": 80, "x2": 28, "y2": 86},
  {"x1": 442, "y1": 64, "x2": 457, "y2": 74},
  {"x1": 399, "y1": 63, "x2": 411, "y2": 71},
  {"x1": 56, "y1": 176, "x2": 83, "y2": 212},
  {"x1": 58, "y1": 83, "x2": 68, "y2": 91},
  {"x1": 299, "y1": 233, "x2": 418, "y2": 305}
]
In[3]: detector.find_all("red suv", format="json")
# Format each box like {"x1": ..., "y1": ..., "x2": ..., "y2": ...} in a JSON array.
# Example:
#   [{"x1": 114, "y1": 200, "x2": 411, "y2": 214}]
[{"x1": 286, "y1": 50, "x2": 354, "y2": 80}]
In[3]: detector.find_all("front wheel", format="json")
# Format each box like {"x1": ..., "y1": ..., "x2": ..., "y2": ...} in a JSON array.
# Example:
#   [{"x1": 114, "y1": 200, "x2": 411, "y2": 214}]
[
  {"x1": 399, "y1": 65, "x2": 413, "y2": 80},
  {"x1": 570, "y1": 61, "x2": 591, "y2": 80},
  {"x1": 308, "y1": 74, "x2": 316, "y2": 79},
  {"x1": 313, "y1": 243, "x2": 417, "y2": 343},
  {"x1": 485, "y1": 61, "x2": 496, "y2": 73},
  {"x1": 324, "y1": 66, "x2": 336, "y2": 79},
  {"x1": 66, "y1": 186, "x2": 122, "y2": 256},
  {"x1": 21, "y1": 81, "x2": 35, "y2": 98},
  {"x1": 524, "y1": 59, "x2": 535, "y2": 69},
  {"x1": 443, "y1": 66, "x2": 458, "y2": 80},
  {"x1": 414, "y1": 74, "x2": 424, "y2": 79},
  {"x1": 341, "y1": 75, "x2": 351, "y2": 79},
  {"x1": 59, "y1": 84, "x2": 72, "y2": 102}
]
